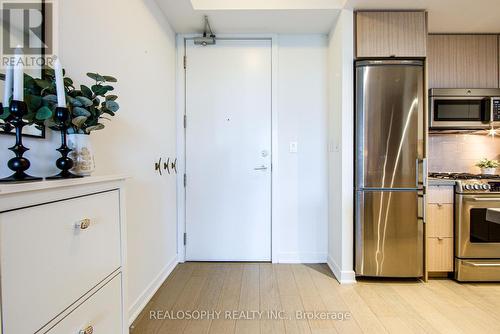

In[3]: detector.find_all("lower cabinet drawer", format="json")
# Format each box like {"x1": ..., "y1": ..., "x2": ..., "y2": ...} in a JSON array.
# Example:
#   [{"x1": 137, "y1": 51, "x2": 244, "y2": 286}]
[
  {"x1": 46, "y1": 274, "x2": 123, "y2": 334},
  {"x1": 427, "y1": 237, "x2": 454, "y2": 272},
  {"x1": 0, "y1": 190, "x2": 121, "y2": 334}
]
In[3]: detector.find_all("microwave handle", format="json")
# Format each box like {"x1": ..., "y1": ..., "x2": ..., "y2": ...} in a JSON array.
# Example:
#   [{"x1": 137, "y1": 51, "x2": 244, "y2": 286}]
[{"x1": 483, "y1": 98, "x2": 492, "y2": 122}]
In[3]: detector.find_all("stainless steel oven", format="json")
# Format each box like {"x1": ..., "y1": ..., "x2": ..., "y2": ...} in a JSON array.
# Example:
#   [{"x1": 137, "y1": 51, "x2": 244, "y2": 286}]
[
  {"x1": 455, "y1": 179, "x2": 500, "y2": 281},
  {"x1": 430, "y1": 89, "x2": 500, "y2": 130}
]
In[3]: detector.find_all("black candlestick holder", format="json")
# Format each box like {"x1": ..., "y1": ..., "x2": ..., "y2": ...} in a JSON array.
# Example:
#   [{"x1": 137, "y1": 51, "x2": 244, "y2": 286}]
[
  {"x1": 0, "y1": 100, "x2": 42, "y2": 183},
  {"x1": 46, "y1": 107, "x2": 83, "y2": 179}
]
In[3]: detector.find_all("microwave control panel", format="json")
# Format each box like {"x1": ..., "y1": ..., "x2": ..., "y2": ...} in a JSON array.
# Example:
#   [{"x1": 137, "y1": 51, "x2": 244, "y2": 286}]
[{"x1": 494, "y1": 98, "x2": 500, "y2": 121}]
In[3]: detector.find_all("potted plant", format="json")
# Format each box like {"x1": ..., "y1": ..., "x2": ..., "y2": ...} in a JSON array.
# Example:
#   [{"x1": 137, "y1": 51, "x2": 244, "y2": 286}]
[
  {"x1": 19, "y1": 69, "x2": 119, "y2": 176},
  {"x1": 476, "y1": 158, "x2": 499, "y2": 175}
]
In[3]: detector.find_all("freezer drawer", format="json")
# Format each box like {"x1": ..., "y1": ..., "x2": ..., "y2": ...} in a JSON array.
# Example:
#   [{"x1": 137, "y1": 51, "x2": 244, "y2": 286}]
[
  {"x1": 455, "y1": 259, "x2": 500, "y2": 282},
  {"x1": 355, "y1": 190, "x2": 424, "y2": 277}
]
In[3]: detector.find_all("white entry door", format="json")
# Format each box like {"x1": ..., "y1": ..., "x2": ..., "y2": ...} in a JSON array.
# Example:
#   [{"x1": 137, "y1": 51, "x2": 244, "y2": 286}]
[{"x1": 185, "y1": 39, "x2": 272, "y2": 261}]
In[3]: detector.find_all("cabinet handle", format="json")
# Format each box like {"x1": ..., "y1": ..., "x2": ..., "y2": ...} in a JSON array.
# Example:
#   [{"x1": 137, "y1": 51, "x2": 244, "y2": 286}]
[
  {"x1": 75, "y1": 218, "x2": 91, "y2": 230},
  {"x1": 79, "y1": 325, "x2": 94, "y2": 334},
  {"x1": 437, "y1": 203, "x2": 443, "y2": 208},
  {"x1": 437, "y1": 237, "x2": 444, "y2": 241}
]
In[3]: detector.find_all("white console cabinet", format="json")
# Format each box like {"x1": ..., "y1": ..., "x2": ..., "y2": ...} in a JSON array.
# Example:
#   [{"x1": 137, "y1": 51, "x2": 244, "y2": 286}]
[{"x1": 0, "y1": 176, "x2": 127, "y2": 334}]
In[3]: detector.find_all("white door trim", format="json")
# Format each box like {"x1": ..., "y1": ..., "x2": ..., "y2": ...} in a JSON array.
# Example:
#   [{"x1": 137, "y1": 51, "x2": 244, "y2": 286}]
[{"x1": 176, "y1": 34, "x2": 279, "y2": 263}]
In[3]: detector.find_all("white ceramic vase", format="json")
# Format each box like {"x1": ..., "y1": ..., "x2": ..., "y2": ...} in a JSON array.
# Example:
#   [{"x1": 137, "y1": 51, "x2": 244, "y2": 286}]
[
  {"x1": 67, "y1": 134, "x2": 95, "y2": 176},
  {"x1": 481, "y1": 167, "x2": 497, "y2": 175}
]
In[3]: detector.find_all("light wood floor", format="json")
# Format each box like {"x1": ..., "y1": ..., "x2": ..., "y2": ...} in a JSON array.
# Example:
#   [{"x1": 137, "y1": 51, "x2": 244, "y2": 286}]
[{"x1": 131, "y1": 263, "x2": 500, "y2": 334}]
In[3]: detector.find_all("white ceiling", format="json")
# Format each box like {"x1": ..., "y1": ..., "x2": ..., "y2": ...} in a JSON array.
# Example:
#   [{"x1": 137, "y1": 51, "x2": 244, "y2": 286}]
[{"x1": 155, "y1": 0, "x2": 500, "y2": 34}]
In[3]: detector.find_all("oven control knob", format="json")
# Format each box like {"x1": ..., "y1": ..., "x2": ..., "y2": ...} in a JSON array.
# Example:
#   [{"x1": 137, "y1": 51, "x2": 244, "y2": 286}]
[
  {"x1": 464, "y1": 184, "x2": 472, "y2": 190},
  {"x1": 482, "y1": 184, "x2": 491, "y2": 190},
  {"x1": 474, "y1": 184, "x2": 481, "y2": 190}
]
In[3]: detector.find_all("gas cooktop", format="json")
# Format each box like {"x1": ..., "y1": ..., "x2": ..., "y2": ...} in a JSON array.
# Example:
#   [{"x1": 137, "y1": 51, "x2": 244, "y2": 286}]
[{"x1": 429, "y1": 172, "x2": 500, "y2": 180}]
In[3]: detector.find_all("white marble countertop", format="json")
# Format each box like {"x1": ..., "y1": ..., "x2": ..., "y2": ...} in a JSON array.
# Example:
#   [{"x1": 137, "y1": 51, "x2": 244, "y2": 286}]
[{"x1": 0, "y1": 174, "x2": 129, "y2": 196}]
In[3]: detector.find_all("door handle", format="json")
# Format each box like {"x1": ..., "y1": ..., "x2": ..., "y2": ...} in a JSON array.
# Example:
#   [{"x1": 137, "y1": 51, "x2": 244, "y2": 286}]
[
  {"x1": 254, "y1": 165, "x2": 268, "y2": 171},
  {"x1": 463, "y1": 261, "x2": 500, "y2": 267}
]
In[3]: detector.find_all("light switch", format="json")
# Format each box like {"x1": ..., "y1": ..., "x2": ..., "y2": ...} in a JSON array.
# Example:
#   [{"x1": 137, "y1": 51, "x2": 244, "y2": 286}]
[{"x1": 289, "y1": 142, "x2": 298, "y2": 153}]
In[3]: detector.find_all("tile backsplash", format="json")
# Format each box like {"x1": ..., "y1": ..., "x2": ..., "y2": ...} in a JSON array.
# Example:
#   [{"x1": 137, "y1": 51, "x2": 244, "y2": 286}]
[{"x1": 428, "y1": 134, "x2": 500, "y2": 173}]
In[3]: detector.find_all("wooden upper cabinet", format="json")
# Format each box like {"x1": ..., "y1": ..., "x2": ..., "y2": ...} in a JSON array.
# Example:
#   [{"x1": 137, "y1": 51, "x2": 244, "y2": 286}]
[
  {"x1": 428, "y1": 34, "x2": 499, "y2": 88},
  {"x1": 355, "y1": 11, "x2": 427, "y2": 58}
]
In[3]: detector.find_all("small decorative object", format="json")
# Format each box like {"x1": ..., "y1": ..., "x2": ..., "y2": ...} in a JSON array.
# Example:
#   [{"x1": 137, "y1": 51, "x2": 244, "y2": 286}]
[
  {"x1": 0, "y1": 100, "x2": 42, "y2": 182},
  {"x1": 67, "y1": 133, "x2": 95, "y2": 176},
  {"x1": 476, "y1": 158, "x2": 499, "y2": 175},
  {"x1": 0, "y1": 49, "x2": 43, "y2": 183},
  {"x1": 46, "y1": 107, "x2": 82, "y2": 179},
  {"x1": 46, "y1": 59, "x2": 81, "y2": 179}
]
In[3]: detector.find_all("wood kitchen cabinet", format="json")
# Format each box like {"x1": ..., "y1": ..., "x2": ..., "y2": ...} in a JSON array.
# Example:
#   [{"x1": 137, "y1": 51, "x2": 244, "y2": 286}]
[
  {"x1": 428, "y1": 34, "x2": 499, "y2": 88},
  {"x1": 355, "y1": 11, "x2": 427, "y2": 58},
  {"x1": 426, "y1": 185, "x2": 454, "y2": 274}
]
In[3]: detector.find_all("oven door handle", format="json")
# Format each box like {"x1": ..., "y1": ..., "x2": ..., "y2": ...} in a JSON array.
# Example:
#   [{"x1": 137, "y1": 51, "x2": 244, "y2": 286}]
[
  {"x1": 463, "y1": 261, "x2": 500, "y2": 267},
  {"x1": 469, "y1": 198, "x2": 500, "y2": 202}
]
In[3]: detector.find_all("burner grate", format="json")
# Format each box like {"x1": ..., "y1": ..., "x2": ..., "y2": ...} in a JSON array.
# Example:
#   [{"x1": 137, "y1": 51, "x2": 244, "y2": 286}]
[{"x1": 429, "y1": 172, "x2": 500, "y2": 180}]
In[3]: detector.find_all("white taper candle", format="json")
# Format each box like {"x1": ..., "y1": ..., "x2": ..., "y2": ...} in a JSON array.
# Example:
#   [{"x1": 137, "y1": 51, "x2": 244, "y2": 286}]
[
  {"x1": 3, "y1": 66, "x2": 13, "y2": 106},
  {"x1": 13, "y1": 48, "x2": 24, "y2": 102},
  {"x1": 54, "y1": 58, "x2": 66, "y2": 107}
]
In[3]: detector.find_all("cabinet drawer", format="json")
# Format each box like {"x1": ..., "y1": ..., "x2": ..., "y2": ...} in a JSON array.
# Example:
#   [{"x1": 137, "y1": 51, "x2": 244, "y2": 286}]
[
  {"x1": 427, "y1": 237, "x2": 453, "y2": 272},
  {"x1": 427, "y1": 186, "x2": 454, "y2": 204},
  {"x1": 46, "y1": 274, "x2": 123, "y2": 334},
  {"x1": 427, "y1": 204, "x2": 453, "y2": 238},
  {"x1": 0, "y1": 190, "x2": 121, "y2": 334}
]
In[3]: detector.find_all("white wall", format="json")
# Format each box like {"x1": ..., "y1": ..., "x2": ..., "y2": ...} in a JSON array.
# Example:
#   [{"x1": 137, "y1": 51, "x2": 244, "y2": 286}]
[
  {"x1": 327, "y1": 10, "x2": 355, "y2": 283},
  {"x1": 0, "y1": 0, "x2": 178, "y2": 324},
  {"x1": 276, "y1": 35, "x2": 329, "y2": 263}
]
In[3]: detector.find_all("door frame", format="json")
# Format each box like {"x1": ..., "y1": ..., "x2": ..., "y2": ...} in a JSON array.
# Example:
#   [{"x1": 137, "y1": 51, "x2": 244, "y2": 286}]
[{"x1": 176, "y1": 34, "x2": 279, "y2": 263}]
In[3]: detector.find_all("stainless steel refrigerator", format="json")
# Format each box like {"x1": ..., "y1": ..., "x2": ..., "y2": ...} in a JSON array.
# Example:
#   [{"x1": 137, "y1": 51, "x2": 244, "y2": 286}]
[{"x1": 355, "y1": 60, "x2": 426, "y2": 278}]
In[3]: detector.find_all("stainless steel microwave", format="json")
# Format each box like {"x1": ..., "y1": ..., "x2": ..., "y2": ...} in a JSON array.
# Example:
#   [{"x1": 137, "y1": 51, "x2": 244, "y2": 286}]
[{"x1": 429, "y1": 89, "x2": 500, "y2": 130}]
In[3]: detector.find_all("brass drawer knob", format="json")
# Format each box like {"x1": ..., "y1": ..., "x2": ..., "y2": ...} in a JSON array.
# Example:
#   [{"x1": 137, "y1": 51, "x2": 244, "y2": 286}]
[
  {"x1": 79, "y1": 325, "x2": 94, "y2": 334},
  {"x1": 75, "y1": 218, "x2": 91, "y2": 230}
]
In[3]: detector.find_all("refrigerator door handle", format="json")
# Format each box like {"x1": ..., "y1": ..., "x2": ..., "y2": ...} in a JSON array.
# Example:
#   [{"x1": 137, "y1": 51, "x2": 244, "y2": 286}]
[
  {"x1": 416, "y1": 159, "x2": 419, "y2": 188},
  {"x1": 422, "y1": 158, "x2": 428, "y2": 187}
]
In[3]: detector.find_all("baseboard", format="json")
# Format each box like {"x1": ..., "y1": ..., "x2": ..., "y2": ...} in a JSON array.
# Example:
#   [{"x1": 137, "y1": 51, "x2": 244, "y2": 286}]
[
  {"x1": 128, "y1": 255, "x2": 178, "y2": 325},
  {"x1": 277, "y1": 252, "x2": 327, "y2": 264},
  {"x1": 327, "y1": 255, "x2": 356, "y2": 284}
]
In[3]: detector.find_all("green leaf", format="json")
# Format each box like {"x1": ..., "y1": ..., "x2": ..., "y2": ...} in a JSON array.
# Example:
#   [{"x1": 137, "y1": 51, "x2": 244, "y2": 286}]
[
  {"x1": 35, "y1": 106, "x2": 52, "y2": 120},
  {"x1": 34, "y1": 79, "x2": 52, "y2": 90},
  {"x1": 105, "y1": 100, "x2": 119, "y2": 112},
  {"x1": 91, "y1": 84, "x2": 105, "y2": 96},
  {"x1": 103, "y1": 85, "x2": 114, "y2": 92},
  {"x1": 75, "y1": 96, "x2": 93, "y2": 107},
  {"x1": 64, "y1": 77, "x2": 74, "y2": 87},
  {"x1": 87, "y1": 72, "x2": 105, "y2": 82},
  {"x1": 103, "y1": 75, "x2": 117, "y2": 83},
  {"x1": 67, "y1": 96, "x2": 82, "y2": 107},
  {"x1": 73, "y1": 107, "x2": 91, "y2": 117},
  {"x1": 25, "y1": 94, "x2": 43, "y2": 113},
  {"x1": 85, "y1": 123, "x2": 105, "y2": 133},
  {"x1": 81, "y1": 85, "x2": 92, "y2": 98},
  {"x1": 0, "y1": 106, "x2": 10, "y2": 120},
  {"x1": 72, "y1": 115, "x2": 87, "y2": 128},
  {"x1": 105, "y1": 95, "x2": 118, "y2": 101},
  {"x1": 103, "y1": 109, "x2": 115, "y2": 116},
  {"x1": 42, "y1": 94, "x2": 58, "y2": 104}
]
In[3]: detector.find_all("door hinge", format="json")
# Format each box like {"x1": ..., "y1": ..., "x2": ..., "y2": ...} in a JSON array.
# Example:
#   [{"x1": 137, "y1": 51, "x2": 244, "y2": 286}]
[
  {"x1": 183, "y1": 56, "x2": 187, "y2": 69},
  {"x1": 183, "y1": 232, "x2": 187, "y2": 245},
  {"x1": 183, "y1": 173, "x2": 187, "y2": 187},
  {"x1": 183, "y1": 115, "x2": 187, "y2": 129}
]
